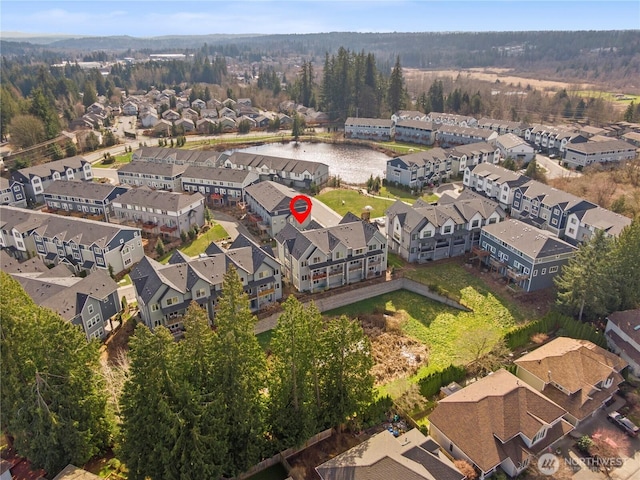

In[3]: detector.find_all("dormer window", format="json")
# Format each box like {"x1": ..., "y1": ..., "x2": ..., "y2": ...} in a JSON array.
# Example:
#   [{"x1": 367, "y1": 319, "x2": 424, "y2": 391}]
[
  {"x1": 532, "y1": 426, "x2": 548, "y2": 445},
  {"x1": 602, "y1": 377, "x2": 614, "y2": 389}
]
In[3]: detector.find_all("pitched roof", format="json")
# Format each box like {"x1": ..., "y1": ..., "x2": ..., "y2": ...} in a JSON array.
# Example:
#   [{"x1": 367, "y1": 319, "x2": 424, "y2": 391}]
[
  {"x1": 43, "y1": 179, "x2": 126, "y2": 200},
  {"x1": 13, "y1": 156, "x2": 88, "y2": 179},
  {"x1": 228, "y1": 151, "x2": 328, "y2": 175},
  {"x1": 429, "y1": 369, "x2": 570, "y2": 473},
  {"x1": 113, "y1": 187, "x2": 204, "y2": 211},
  {"x1": 134, "y1": 146, "x2": 222, "y2": 165},
  {"x1": 496, "y1": 133, "x2": 529, "y2": 150},
  {"x1": 565, "y1": 138, "x2": 636, "y2": 154},
  {"x1": 245, "y1": 181, "x2": 298, "y2": 212},
  {"x1": 607, "y1": 309, "x2": 640, "y2": 344},
  {"x1": 52, "y1": 464, "x2": 102, "y2": 480},
  {"x1": 117, "y1": 161, "x2": 188, "y2": 177},
  {"x1": 183, "y1": 165, "x2": 257, "y2": 183},
  {"x1": 481, "y1": 219, "x2": 576, "y2": 259},
  {"x1": 517, "y1": 180, "x2": 594, "y2": 212},
  {"x1": 316, "y1": 429, "x2": 463, "y2": 480},
  {"x1": 448, "y1": 141, "x2": 496, "y2": 157},
  {"x1": 437, "y1": 125, "x2": 494, "y2": 138},
  {"x1": 393, "y1": 148, "x2": 449, "y2": 168},
  {"x1": 345, "y1": 117, "x2": 394, "y2": 128},
  {"x1": 0, "y1": 205, "x2": 139, "y2": 248},
  {"x1": 395, "y1": 120, "x2": 436, "y2": 130},
  {"x1": 468, "y1": 163, "x2": 527, "y2": 186},
  {"x1": 573, "y1": 206, "x2": 631, "y2": 236},
  {"x1": 515, "y1": 337, "x2": 627, "y2": 394}
]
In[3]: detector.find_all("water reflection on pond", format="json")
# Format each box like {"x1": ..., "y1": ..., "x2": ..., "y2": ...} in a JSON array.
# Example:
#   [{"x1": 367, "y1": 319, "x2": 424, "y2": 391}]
[{"x1": 232, "y1": 142, "x2": 390, "y2": 184}]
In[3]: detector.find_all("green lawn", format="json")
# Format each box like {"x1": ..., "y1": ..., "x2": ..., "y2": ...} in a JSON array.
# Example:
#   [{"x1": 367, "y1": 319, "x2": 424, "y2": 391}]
[
  {"x1": 316, "y1": 189, "x2": 398, "y2": 217},
  {"x1": 179, "y1": 224, "x2": 230, "y2": 257},
  {"x1": 93, "y1": 151, "x2": 132, "y2": 168},
  {"x1": 325, "y1": 262, "x2": 540, "y2": 397},
  {"x1": 573, "y1": 90, "x2": 640, "y2": 106},
  {"x1": 371, "y1": 141, "x2": 431, "y2": 155}
]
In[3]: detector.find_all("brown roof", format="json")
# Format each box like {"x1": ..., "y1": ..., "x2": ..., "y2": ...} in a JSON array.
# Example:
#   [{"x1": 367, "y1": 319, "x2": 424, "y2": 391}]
[
  {"x1": 514, "y1": 337, "x2": 627, "y2": 394},
  {"x1": 607, "y1": 310, "x2": 640, "y2": 344},
  {"x1": 52, "y1": 465, "x2": 101, "y2": 480},
  {"x1": 428, "y1": 369, "x2": 568, "y2": 473}
]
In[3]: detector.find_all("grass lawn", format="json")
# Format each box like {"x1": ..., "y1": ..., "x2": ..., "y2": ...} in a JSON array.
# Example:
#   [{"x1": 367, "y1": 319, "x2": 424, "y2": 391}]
[
  {"x1": 93, "y1": 151, "x2": 132, "y2": 168},
  {"x1": 573, "y1": 90, "x2": 640, "y2": 106},
  {"x1": 371, "y1": 141, "x2": 430, "y2": 155},
  {"x1": 387, "y1": 252, "x2": 405, "y2": 269},
  {"x1": 316, "y1": 189, "x2": 397, "y2": 217},
  {"x1": 325, "y1": 262, "x2": 540, "y2": 398},
  {"x1": 179, "y1": 224, "x2": 230, "y2": 257}
]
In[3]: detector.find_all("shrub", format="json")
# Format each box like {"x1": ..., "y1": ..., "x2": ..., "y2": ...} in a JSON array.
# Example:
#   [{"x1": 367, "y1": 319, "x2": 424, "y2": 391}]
[
  {"x1": 577, "y1": 435, "x2": 593, "y2": 454},
  {"x1": 418, "y1": 364, "x2": 466, "y2": 398},
  {"x1": 453, "y1": 460, "x2": 477, "y2": 480}
]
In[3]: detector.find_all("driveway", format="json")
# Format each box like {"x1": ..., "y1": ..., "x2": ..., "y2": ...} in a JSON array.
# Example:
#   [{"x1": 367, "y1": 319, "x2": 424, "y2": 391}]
[{"x1": 536, "y1": 154, "x2": 582, "y2": 180}]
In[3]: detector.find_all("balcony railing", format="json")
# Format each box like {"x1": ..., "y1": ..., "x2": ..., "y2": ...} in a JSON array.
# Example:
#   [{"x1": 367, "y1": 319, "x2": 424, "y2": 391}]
[{"x1": 312, "y1": 272, "x2": 327, "y2": 280}]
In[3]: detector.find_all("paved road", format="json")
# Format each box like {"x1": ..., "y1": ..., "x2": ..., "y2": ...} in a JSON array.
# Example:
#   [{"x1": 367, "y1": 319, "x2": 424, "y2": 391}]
[{"x1": 536, "y1": 154, "x2": 582, "y2": 180}]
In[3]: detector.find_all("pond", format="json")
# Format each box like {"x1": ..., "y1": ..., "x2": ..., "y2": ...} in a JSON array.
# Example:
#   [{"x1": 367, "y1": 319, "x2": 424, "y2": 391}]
[{"x1": 232, "y1": 142, "x2": 390, "y2": 185}]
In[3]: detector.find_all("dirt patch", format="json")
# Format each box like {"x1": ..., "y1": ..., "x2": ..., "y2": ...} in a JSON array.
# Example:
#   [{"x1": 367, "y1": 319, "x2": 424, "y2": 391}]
[
  {"x1": 102, "y1": 318, "x2": 136, "y2": 364},
  {"x1": 360, "y1": 312, "x2": 429, "y2": 386}
]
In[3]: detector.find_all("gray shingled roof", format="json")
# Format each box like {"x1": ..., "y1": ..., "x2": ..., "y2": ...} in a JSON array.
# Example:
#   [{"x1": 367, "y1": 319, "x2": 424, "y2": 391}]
[
  {"x1": 470, "y1": 163, "x2": 527, "y2": 185},
  {"x1": 229, "y1": 151, "x2": 328, "y2": 174},
  {"x1": 577, "y1": 206, "x2": 631, "y2": 235},
  {"x1": 517, "y1": 180, "x2": 594, "y2": 212},
  {"x1": 396, "y1": 120, "x2": 436, "y2": 130},
  {"x1": 245, "y1": 181, "x2": 298, "y2": 212},
  {"x1": 114, "y1": 187, "x2": 204, "y2": 211},
  {"x1": 449, "y1": 142, "x2": 496, "y2": 157},
  {"x1": 395, "y1": 148, "x2": 449, "y2": 168},
  {"x1": 438, "y1": 125, "x2": 494, "y2": 138},
  {"x1": 133, "y1": 146, "x2": 222, "y2": 165},
  {"x1": 183, "y1": 165, "x2": 256, "y2": 183},
  {"x1": 43, "y1": 179, "x2": 126, "y2": 200},
  {"x1": 496, "y1": 133, "x2": 528, "y2": 150},
  {"x1": 0, "y1": 205, "x2": 139, "y2": 248},
  {"x1": 117, "y1": 161, "x2": 189, "y2": 176},
  {"x1": 482, "y1": 219, "x2": 576, "y2": 259},
  {"x1": 13, "y1": 156, "x2": 88, "y2": 179},
  {"x1": 345, "y1": 117, "x2": 393, "y2": 128},
  {"x1": 565, "y1": 139, "x2": 636, "y2": 154}
]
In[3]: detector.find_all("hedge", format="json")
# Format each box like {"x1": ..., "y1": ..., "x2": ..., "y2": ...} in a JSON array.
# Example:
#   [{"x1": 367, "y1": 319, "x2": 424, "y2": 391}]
[{"x1": 418, "y1": 364, "x2": 466, "y2": 398}]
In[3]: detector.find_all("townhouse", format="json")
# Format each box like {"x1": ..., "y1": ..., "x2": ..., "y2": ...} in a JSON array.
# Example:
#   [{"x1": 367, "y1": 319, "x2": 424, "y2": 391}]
[
  {"x1": 0, "y1": 205, "x2": 144, "y2": 275},
  {"x1": 43, "y1": 180, "x2": 129, "y2": 221},
  {"x1": 564, "y1": 205, "x2": 631, "y2": 244},
  {"x1": 524, "y1": 125, "x2": 577, "y2": 154},
  {"x1": 436, "y1": 125, "x2": 498, "y2": 148},
  {"x1": 429, "y1": 369, "x2": 572, "y2": 479},
  {"x1": 222, "y1": 152, "x2": 329, "y2": 188},
  {"x1": 275, "y1": 214, "x2": 387, "y2": 293},
  {"x1": 511, "y1": 180, "x2": 596, "y2": 237},
  {"x1": 2, "y1": 252, "x2": 120, "y2": 341},
  {"x1": 132, "y1": 146, "x2": 222, "y2": 167},
  {"x1": 478, "y1": 117, "x2": 528, "y2": 136},
  {"x1": 425, "y1": 112, "x2": 478, "y2": 127},
  {"x1": 11, "y1": 156, "x2": 93, "y2": 204},
  {"x1": 515, "y1": 337, "x2": 627, "y2": 426},
  {"x1": 344, "y1": 117, "x2": 394, "y2": 141},
  {"x1": 605, "y1": 309, "x2": 640, "y2": 377},
  {"x1": 0, "y1": 177, "x2": 27, "y2": 208},
  {"x1": 391, "y1": 110, "x2": 427, "y2": 124},
  {"x1": 495, "y1": 133, "x2": 535, "y2": 163},
  {"x1": 385, "y1": 191, "x2": 505, "y2": 263},
  {"x1": 386, "y1": 148, "x2": 451, "y2": 189},
  {"x1": 563, "y1": 138, "x2": 637, "y2": 168},
  {"x1": 478, "y1": 219, "x2": 577, "y2": 292},
  {"x1": 463, "y1": 163, "x2": 531, "y2": 208},
  {"x1": 393, "y1": 120, "x2": 437, "y2": 146},
  {"x1": 130, "y1": 234, "x2": 282, "y2": 332},
  {"x1": 447, "y1": 142, "x2": 500, "y2": 176},
  {"x1": 244, "y1": 181, "x2": 310, "y2": 237},
  {"x1": 181, "y1": 166, "x2": 259, "y2": 206},
  {"x1": 117, "y1": 161, "x2": 188, "y2": 191},
  {"x1": 111, "y1": 187, "x2": 205, "y2": 239}
]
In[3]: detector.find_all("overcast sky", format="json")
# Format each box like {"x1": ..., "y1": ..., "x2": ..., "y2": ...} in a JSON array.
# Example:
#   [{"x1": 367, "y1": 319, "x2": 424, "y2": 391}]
[{"x1": 1, "y1": 1, "x2": 639, "y2": 37}]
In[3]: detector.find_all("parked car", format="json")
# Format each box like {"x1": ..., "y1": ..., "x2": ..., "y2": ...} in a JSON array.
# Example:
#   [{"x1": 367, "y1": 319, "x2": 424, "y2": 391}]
[{"x1": 608, "y1": 411, "x2": 640, "y2": 437}]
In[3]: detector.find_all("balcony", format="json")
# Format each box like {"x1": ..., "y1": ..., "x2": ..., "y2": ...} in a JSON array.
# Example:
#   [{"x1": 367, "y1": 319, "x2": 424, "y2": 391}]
[
  {"x1": 160, "y1": 224, "x2": 178, "y2": 233},
  {"x1": 312, "y1": 272, "x2": 327, "y2": 280},
  {"x1": 328, "y1": 269, "x2": 343, "y2": 276},
  {"x1": 141, "y1": 221, "x2": 158, "y2": 231},
  {"x1": 258, "y1": 287, "x2": 275, "y2": 296}
]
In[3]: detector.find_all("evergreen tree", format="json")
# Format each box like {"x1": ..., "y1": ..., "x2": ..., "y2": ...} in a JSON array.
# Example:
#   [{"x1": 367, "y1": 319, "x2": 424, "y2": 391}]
[
  {"x1": 119, "y1": 325, "x2": 179, "y2": 480},
  {"x1": 611, "y1": 218, "x2": 640, "y2": 310},
  {"x1": 555, "y1": 230, "x2": 616, "y2": 321},
  {"x1": 292, "y1": 113, "x2": 305, "y2": 141},
  {"x1": 319, "y1": 316, "x2": 374, "y2": 429},
  {"x1": 268, "y1": 297, "x2": 323, "y2": 448},
  {"x1": 428, "y1": 80, "x2": 444, "y2": 113},
  {"x1": 213, "y1": 266, "x2": 267, "y2": 476},
  {"x1": 0, "y1": 273, "x2": 111, "y2": 475},
  {"x1": 624, "y1": 101, "x2": 635, "y2": 122},
  {"x1": 387, "y1": 56, "x2": 405, "y2": 114},
  {"x1": 83, "y1": 83, "x2": 98, "y2": 108},
  {"x1": 29, "y1": 87, "x2": 60, "y2": 139}
]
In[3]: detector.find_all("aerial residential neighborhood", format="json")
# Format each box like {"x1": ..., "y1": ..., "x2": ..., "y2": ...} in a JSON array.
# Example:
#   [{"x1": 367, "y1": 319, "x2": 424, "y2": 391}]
[{"x1": 1, "y1": 5, "x2": 640, "y2": 480}]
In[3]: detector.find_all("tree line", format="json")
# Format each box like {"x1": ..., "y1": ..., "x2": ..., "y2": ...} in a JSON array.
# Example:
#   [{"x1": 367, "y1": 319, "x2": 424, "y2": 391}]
[{"x1": 0, "y1": 266, "x2": 375, "y2": 479}]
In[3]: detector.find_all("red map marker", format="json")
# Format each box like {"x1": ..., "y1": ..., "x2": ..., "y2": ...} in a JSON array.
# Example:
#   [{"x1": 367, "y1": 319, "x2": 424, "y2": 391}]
[{"x1": 290, "y1": 195, "x2": 312, "y2": 224}]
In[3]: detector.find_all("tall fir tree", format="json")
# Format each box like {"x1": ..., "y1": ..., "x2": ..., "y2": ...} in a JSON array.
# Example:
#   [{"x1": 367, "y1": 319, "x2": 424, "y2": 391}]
[
  {"x1": 268, "y1": 297, "x2": 323, "y2": 448},
  {"x1": 387, "y1": 56, "x2": 405, "y2": 114},
  {"x1": 555, "y1": 230, "x2": 617, "y2": 321},
  {"x1": 319, "y1": 316, "x2": 374, "y2": 429},
  {"x1": 0, "y1": 273, "x2": 111, "y2": 476},
  {"x1": 213, "y1": 266, "x2": 267, "y2": 476},
  {"x1": 611, "y1": 218, "x2": 640, "y2": 310}
]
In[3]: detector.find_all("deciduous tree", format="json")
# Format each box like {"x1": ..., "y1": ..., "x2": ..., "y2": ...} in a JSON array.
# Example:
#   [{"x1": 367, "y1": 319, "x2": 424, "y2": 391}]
[{"x1": 8, "y1": 114, "x2": 46, "y2": 148}]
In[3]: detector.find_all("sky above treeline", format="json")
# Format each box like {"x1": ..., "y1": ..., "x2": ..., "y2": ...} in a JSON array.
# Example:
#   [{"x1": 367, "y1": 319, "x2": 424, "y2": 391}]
[{"x1": 1, "y1": 1, "x2": 639, "y2": 37}]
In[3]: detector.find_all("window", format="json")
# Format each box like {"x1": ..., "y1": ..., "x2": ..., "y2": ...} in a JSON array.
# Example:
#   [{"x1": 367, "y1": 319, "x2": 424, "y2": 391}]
[
  {"x1": 151, "y1": 304, "x2": 159, "y2": 312},
  {"x1": 471, "y1": 220, "x2": 480, "y2": 228},
  {"x1": 195, "y1": 288, "x2": 206, "y2": 298},
  {"x1": 541, "y1": 268, "x2": 547, "y2": 275},
  {"x1": 166, "y1": 296, "x2": 179, "y2": 306},
  {"x1": 312, "y1": 256, "x2": 320, "y2": 264},
  {"x1": 88, "y1": 304, "x2": 94, "y2": 314},
  {"x1": 533, "y1": 270, "x2": 538, "y2": 277},
  {"x1": 301, "y1": 275, "x2": 308, "y2": 281},
  {"x1": 551, "y1": 218, "x2": 558, "y2": 226},
  {"x1": 549, "y1": 266, "x2": 558, "y2": 273}
]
